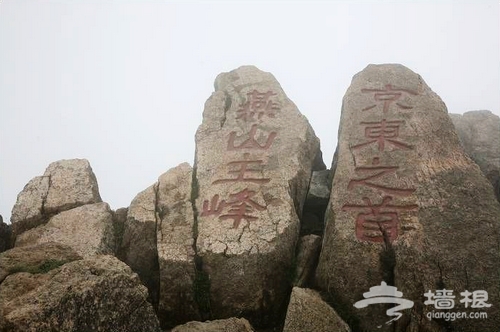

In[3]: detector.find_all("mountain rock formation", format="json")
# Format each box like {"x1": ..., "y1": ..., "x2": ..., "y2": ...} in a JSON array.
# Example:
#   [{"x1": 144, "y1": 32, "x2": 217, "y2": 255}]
[
  {"x1": 2, "y1": 65, "x2": 499, "y2": 332},
  {"x1": 449, "y1": 110, "x2": 500, "y2": 202}
]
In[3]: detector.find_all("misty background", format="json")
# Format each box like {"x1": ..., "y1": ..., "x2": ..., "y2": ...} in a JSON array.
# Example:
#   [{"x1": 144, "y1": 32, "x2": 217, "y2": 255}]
[{"x1": 1, "y1": 1, "x2": 499, "y2": 223}]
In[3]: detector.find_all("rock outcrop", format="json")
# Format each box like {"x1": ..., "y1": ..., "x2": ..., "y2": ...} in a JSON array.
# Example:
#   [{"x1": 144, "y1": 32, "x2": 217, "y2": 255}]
[
  {"x1": 15, "y1": 202, "x2": 115, "y2": 258},
  {"x1": 10, "y1": 159, "x2": 102, "y2": 238},
  {"x1": 450, "y1": 110, "x2": 500, "y2": 201},
  {"x1": 0, "y1": 251, "x2": 161, "y2": 332},
  {"x1": 171, "y1": 317, "x2": 254, "y2": 332},
  {"x1": 283, "y1": 287, "x2": 350, "y2": 332},
  {"x1": 194, "y1": 66, "x2": 320, "y2": 326},
  {"x1": 315, "y1": 64, "x2": 500, "y2": 331}
]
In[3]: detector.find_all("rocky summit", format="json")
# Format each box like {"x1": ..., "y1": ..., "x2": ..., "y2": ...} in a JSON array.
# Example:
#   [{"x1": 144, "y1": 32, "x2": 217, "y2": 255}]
[{"x1": 1, "y1": 65, "x2": 499, "y2": 332}]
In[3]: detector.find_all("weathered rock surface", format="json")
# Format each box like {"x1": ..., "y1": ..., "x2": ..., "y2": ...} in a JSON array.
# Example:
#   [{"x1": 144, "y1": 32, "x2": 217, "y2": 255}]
[
  {"x1": 171, "y1": 317, "x2": 254, "y2": 332},
  {"x1": 156, "y1": 163, "x2": 199, "y2": 327},
  {"x1": 194, "y1": 66, "x2": 320, "y2": 325},
  {"x1": 119, "y1": 184, "x2": 159, "y2": 307},
  {"x1": 315, "y1": 64, "x2": 500, "y2": 331},
  {"x1": 283, "y1": 287, "x2": 350, "y2": 332},
  {"x1": 450, "y1": 110, "x2": 500, "y2": 201},
  {"x1": 15, "y1": 202, "x2": 115, "y2": 258},
  {"x1": 43, "y1": 158, "x2": 102, "y2": 214},
  {"x1": 0, "y1": 254, "x2": 161, "y2": 332},
  {"x1": 10, "y1": 176, "x2": 50, "y2": 236},
  {"x1": 119, "y1": 163, "x2": 199, "y2": 327},
  {"x1": 0, "y1": 215, "x2": 11, "y2": 253},
  {"x1": 292, "y1": 235, "x2": 322, "y2": 287},
  {"x1": 10, "y1": 159, "x2": 102, "y2": 237},
  {"x1": 305, "y1": 170, "x2": 330, "y2": 207},
  {"x1": 0, "y1": 242, "x2": 82, "y2": 284}
]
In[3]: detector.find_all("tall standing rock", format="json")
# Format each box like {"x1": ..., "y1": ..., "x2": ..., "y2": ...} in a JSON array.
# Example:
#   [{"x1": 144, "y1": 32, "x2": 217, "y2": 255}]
[
  {"x1": 119, "y1": 163, "x2": 199, "y2": 328},
  {"x1": 449, "y1": 110, "x2": 500, "y2": 202},
  {"x1": 194, "y1": 66, "x2": 320, "y2": 326},
  {"x1": 315, "y1": 64, "x2": 500, "y2": 331},
  {"x1": 119, "y1": 184, "x2": 159, "y2": 307},
  {"x1": 156, "y1": 163, "x2": 199, "y2": 327}
]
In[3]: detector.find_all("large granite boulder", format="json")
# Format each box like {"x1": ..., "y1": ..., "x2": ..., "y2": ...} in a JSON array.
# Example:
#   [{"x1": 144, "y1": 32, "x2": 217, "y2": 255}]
[
  {"x1": 10, "y1": 159, "x2": 102, "y2": 237},
  {"x1": 194, "y1": 66, "x2": 320, "y2": 326},
  {"x1": 283, "y1": 287, "x2": 350, "y2": 332},
  {"x1": 315, "y1": 64, "x2": 500, "y2": 331},
  {"x1": 15, "y1": 202, "x2": 115, "y2": 258},
  {"x1": 171, "y1": 317, "x2": 254, "y2": 332},
  {"x1": 0, "y1": 253, "x2": 161, "y2": 332},
  {"x1": 449, "y1": 110, "x2": 500, "y2": 201},
  {"x1": 156, "y1": 163, "x2": 199, "y2": 327}
]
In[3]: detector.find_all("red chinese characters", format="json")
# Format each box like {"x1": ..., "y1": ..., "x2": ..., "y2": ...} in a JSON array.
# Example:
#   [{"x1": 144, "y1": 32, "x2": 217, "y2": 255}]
[
  {"x1": 351, "y1": 119, "x2": 413, "y2": 152},
  {"x1": 201, "y1": 90, "x2": 280, "y2": 228},
  {"x1": 362, "y1": 84, "x2": 417, "y2": 113},
  {"x1": 201, "y1": 189, "x2": 266, "y2": 228},
  {"x1": 344, "y1": 85, "x2": 419, "y2": 243},
  {"x1": 237, "y1": 90, "x2": 280, "y2": 121},
  {"x1": 343, "y1": 196, "x2": 418, "y2": 242}
]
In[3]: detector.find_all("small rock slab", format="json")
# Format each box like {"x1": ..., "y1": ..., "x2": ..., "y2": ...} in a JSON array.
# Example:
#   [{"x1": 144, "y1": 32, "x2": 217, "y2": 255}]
[
  {"x1": 283, "y1": 287, "x2": 350, "y2": 332},
  {"x1": 171, "y1": 317, "x2": 254, "y2": 332}
]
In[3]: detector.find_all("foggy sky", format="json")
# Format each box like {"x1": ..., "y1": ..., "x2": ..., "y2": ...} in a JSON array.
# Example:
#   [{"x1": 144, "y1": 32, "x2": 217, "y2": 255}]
[{"x1": 1, "y1": 1, "x2": 499, "y2": 222}]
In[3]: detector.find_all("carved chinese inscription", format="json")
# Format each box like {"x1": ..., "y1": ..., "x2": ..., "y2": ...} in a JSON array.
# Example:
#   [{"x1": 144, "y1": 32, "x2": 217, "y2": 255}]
[
  {"x1": 227, "y1": 124, "x2": 277, "y2": 151},
  {"x1": 362, "y1": 84, "x2": 418, "y2": 113},
  {"x1": 342, "y1": 196, "x2": 418, "y2": 242},
  {"x1": 201, "y1": 90, "x2": 280, "y2": 228},
  {"x1": 344, "y1": 85, "x2": 418, "y2": 242},
  {"x1": 201, "y1": 189, "x2": 266, "y2": 228},
  {"x1": 351, "y1": 119, "x2": 413, "y2": 152},
  {"x1": 237, "y1": 90, "x2": 280, "y2": 121}
]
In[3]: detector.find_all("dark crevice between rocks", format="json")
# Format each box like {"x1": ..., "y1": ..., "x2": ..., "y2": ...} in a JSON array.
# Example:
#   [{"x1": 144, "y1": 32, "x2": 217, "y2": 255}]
[
  {"x1": 379, "y1": 225, "x2": 396, "y2": 287},
  {"x1": 300, "y1": 170, "x2": 330, "y2": 237},
  {"x1": 151, "y1": 183, "x2": 161, "y2": 313},
  {"x1": 190, "y1": 163, "x2": 212, "y2": 321}
]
